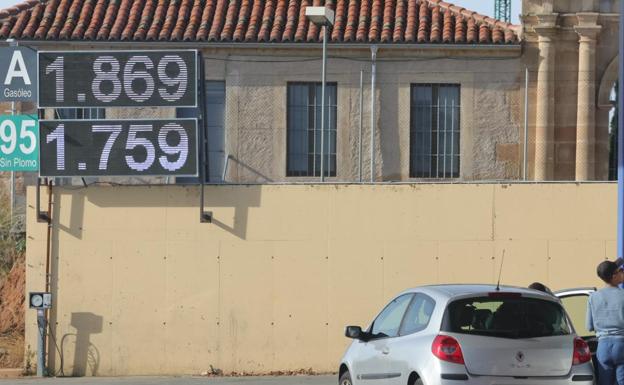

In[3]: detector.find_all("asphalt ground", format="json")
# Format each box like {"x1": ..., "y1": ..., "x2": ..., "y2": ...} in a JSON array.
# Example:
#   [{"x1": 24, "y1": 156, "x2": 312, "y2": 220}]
[{"x1": 1, "y1": 375, "x2": 337, "y2": 385}]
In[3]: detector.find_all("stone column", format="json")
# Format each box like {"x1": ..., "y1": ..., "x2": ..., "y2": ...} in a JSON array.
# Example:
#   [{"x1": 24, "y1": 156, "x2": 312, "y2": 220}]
[
  {"x1": 534, "y1": 14, "x2": 558, "y2": 181},
  {"x1": 574, "y1": 14, "x2": 601, "y2": 181}
]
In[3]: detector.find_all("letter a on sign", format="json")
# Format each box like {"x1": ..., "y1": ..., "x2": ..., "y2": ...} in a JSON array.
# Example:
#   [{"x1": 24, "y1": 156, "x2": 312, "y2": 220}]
[
  {"x1": 4, "y1": 51, "x2": 31, "y2": 86},
  {"x1": 0, "y1": 47, "x2": 37, "y2": 102}
]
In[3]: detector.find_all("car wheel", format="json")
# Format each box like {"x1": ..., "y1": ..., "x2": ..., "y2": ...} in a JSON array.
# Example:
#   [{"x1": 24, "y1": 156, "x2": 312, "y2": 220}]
[{"x1": 339, "y1": 370, "x2": 353, "y2": 385}]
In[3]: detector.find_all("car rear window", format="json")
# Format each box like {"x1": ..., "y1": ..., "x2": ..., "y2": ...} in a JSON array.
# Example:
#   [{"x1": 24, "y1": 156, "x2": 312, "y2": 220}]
[{"x1": 441, "y1": 296, "x2": 571, "y2": 339}]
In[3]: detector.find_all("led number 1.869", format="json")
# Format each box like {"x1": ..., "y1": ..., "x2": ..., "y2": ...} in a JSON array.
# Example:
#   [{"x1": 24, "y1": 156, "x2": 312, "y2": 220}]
[{"x1": 38, "y1": 51, "x2": 197, "y2": 108}]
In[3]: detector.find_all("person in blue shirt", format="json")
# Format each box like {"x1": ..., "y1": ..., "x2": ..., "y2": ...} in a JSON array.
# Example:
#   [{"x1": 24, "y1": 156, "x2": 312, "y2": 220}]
[{"x1": 587, "y1": 260, "x2": 624, "y2": 385}]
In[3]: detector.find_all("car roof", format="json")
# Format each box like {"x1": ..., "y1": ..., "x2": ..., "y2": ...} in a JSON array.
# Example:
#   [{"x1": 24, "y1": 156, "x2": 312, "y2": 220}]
[{"x1": 398, "y1": 284, "x2": 557, "y2": 302}]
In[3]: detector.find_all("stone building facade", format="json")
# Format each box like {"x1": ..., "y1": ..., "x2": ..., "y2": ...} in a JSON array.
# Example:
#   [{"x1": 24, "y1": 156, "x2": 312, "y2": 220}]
[{"x1": 0, "y1": 0, "x2": 620, "y2": 183}]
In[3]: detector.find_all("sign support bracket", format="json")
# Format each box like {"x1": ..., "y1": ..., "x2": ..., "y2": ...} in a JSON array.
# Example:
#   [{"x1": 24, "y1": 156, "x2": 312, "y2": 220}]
[
  {"x1": 198, "y1": 52, "x2": 212, "y2": 223},
  {"x1": 36, "y1": 178, "x2": 51, "y2": 223}
]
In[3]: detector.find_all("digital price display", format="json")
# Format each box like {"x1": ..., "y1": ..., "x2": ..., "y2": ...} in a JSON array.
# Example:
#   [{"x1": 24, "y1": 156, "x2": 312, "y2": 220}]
[
  {"x1": 38, "y1": 50, "x2": 197, "y2": 108},
  {"x1": 39, "y1": 119, "x2": 198, "y2": 177}
]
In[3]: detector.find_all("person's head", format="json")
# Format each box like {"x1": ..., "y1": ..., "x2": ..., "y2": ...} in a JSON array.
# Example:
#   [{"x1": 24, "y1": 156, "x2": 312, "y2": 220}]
[
  {"x1": 528, "y1": 282, "x2": 553, "y2": 295},
  {"x1": 597, "y1": 260, "x2": 624, "y2": 286},
  {"x1": 529, "y1": 282, "x2": 547, "y2": 292}
]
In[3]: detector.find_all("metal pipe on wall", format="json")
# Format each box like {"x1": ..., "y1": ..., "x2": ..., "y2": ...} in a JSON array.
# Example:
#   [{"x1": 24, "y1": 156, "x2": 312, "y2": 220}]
[
  {"x1": 370, "y1": 46, "x2": 378, "y2": 183},
  {"x1": 10, "y1": 101, "x2": 15, "y2": 222},
  {"x1": 359, "y1": 69, "x2": 363, "y2": 183},
  {"x1": 523, "y1": 67, "x2": 529, "y2": 181},
  {"x1": 320, "y1": 24, "x2": 328, "y2": 182}
]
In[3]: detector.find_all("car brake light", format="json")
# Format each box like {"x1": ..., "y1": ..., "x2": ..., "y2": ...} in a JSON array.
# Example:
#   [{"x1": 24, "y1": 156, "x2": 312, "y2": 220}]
[
  {"x1": 487, "y1": 292, "x2": 522, "y2": 299},
  {"x1": 432, "y1": 335, "x2": 465, "y2": 365},
  {"x1": 573, "y1": 337, "x2": 591, "y2": 365}
]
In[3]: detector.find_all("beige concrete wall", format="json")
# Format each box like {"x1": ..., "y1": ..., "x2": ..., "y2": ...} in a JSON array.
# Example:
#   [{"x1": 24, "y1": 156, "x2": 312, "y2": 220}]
[{"x1": 25, "y1": 183, "x2": 616, "y2": 376}]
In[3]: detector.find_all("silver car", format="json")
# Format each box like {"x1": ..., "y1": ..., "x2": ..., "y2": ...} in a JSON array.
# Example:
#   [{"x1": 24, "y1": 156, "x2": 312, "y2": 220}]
[{"x1": 339, "y1": 284, "x2": 595, "y2": 385}]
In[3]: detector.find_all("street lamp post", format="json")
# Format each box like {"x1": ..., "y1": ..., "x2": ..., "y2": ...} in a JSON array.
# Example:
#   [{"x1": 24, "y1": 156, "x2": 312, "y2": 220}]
[
  {"x1": 306, "y1": 6, "x2": 335, "y2": 182},
  {"x1": 618, "y1": 0, "x2": 624, "y2": 261}
]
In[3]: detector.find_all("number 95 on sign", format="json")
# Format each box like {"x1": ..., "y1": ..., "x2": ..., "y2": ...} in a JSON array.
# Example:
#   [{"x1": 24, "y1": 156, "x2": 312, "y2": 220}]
[
  {"x1": 0, "y1": 115, "x2": 38, "y2": 172},
  {"x1": 39, "y1": 119, "x2": 198, "y2": 177}
]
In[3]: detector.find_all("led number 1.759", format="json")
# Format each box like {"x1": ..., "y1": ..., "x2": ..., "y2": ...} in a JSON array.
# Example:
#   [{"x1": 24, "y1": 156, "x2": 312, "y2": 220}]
[{"x1": 39, "y1": 119, "x2": 198, "y2": 177}]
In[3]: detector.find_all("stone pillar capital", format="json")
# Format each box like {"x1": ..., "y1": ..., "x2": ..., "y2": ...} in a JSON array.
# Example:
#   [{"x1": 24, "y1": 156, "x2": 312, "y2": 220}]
[
  {"x1": 533, "y1": 14, "x2": 559, "y2": 41},
  {"x1": 575, "y1": 13, "x2": 601, "y2": 41}
]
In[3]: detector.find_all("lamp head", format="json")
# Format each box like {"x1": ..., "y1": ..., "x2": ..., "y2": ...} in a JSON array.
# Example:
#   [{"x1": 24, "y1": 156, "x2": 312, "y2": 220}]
[{"x1": 305, "y1": 6, "x2": 335, "y2": 26}]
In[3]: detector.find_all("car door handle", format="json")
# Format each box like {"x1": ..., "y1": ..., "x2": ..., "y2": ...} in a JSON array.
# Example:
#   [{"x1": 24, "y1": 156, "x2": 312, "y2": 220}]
[{"x1": 382, "y1": 347, "x2": 390, "y2": 355}]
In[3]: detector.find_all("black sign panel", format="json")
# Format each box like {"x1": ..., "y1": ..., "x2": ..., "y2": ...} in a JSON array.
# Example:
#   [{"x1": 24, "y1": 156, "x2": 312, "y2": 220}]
[
  {"x1": 38, "y1": 50, "x2": 197, "y2": 108},
  {"x1": 39, "y1": 119, "x2": 198, "y2": 177}
]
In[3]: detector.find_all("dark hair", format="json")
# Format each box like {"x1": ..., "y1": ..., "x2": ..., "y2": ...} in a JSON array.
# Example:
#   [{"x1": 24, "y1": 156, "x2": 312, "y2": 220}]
[
  {"x1": 597, "y1": 261, "x2": 619, "y2": 283},
  {"x1": 529, "y1": 282, "x2": 548, "y2": 292},
  {"x1": 528, "y1": 282, "x2": 554, "y2": 295}
]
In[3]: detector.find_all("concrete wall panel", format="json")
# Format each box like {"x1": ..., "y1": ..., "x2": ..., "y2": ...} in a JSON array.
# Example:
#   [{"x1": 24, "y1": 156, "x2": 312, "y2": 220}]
[{"x1": 25, "y1": 183, "x2": 616, "y2": 376}]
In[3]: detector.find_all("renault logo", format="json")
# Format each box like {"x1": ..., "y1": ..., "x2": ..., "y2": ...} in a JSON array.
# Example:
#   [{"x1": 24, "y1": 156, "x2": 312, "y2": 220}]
[{"x1": 516, "y1": 351, "x2": 525, "y2": 362}]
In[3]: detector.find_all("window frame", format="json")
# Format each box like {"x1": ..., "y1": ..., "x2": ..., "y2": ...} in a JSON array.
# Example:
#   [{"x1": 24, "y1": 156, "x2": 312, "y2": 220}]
[
  {"x1": 398, "y1": 293, "x2": 436, "y2": 336},
  {"x1": 286, "y1": 81, "x2": 338, "y2": 178},
  {"x1": 409, "y1": 83, "x2": 461, "y2": 179},
  {"x1": 367, "y1": 293, "x2": 414, "y2": 340},
  {"x1": 176, "y1": 80, "x2": 226, "y2": 184}
]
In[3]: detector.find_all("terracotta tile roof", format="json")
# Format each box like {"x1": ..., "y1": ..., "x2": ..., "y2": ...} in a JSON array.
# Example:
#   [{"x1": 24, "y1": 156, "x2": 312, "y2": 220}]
[{"x1": 0, "y1": 0, "x2": 518, "y2": 43}]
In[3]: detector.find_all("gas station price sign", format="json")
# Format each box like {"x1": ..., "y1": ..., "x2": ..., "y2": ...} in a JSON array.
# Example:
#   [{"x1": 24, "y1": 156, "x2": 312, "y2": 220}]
[
  {"x1": 38, "y1": 50, "x2": 197, "y2": 108},
  {"x1": 39, "y1": 119, "x2": 198, "y2": 177}
]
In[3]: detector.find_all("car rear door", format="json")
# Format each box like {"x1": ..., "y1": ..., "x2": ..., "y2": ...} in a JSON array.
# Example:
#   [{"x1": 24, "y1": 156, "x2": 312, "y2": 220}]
[{"x1": 555, "y1": 288, "x2": 597, "y2": 355}]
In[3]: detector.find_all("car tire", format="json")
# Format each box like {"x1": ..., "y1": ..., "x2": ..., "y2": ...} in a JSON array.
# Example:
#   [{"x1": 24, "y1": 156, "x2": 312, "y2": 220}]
[{"x1": 339, "y1": 370, "x2": 352, "y2": 385}]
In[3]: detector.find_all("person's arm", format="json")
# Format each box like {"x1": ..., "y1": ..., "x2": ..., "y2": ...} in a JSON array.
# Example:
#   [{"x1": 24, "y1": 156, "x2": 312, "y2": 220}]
[{"x1": 586, "y1": 295, "x2": 594, "y2": 332}]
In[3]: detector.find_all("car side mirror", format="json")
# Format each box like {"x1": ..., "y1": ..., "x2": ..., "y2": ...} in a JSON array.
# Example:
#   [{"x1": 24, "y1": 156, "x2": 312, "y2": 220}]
[{"x1": 345, "y1": 326, "x2": 364, "y2": 340}]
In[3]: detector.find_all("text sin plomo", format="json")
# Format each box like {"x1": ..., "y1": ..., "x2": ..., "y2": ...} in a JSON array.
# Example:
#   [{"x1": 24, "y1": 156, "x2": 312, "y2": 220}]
[{"x1": 0, "y1": 157, "x2": 37, "y2": 168}]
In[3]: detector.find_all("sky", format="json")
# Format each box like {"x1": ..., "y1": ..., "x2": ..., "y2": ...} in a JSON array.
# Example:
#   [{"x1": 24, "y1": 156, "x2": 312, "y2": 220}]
[{"x1": 0, "y1": 0, "x2": 522, "y2": 24}]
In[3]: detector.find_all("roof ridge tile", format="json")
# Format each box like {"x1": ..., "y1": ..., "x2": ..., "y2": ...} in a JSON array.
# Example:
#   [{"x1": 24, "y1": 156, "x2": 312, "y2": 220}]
[
  {"x1": 70, "y1": 0, "x2": 90, "y2": 38},
  {"x1": 305, "y1": 0, "x2": 320, "y2": 42},
  {"x1": 109, "y1": 0, "x2": 133, "y2": 39},
  {"x1": 232, "y1": 0, "x2": 251, "y2": 41},
  {"x1": 221, "y1": 0, "x2": 240, "y2": 41},
  {"x1": 207, "y1": 0, "x2": 226, "y2": 41},
  {"x1": 159, "y1": 0, "x2": 180, "y2": 40},
  {"x1": 133, "y1": 0, "x2": 155, "y2": 40},
  {"x1": 244, "y1": 0, "x2": 263, "y2": 41},
  {"x1": 96, "y1": 0, "x2": 120, "y2": 40},
  {"x1": 22, "y1": 3, "x2": 43, "y2": 37},
  {"x1": 0, "y1": 0, "x2": 519, "y2": 44},
  {"x1": 35, "y1": 0, "x2": 59, "y2": 39},
  {"x1": 121, "y1": 0, "x2": 144, "y2": 40},
  {"x1": 196, "y1": 0, "x2": 217, "y2": 40},
  {"x1": 84, "y1": 0, "x2": 107, "y2": 39},
  {"x1": 282, "y1": 0, "x2": 299, "y2": 42},
  {"x1": 182, "y1": 0, "x2": 202, "y2": 40},
  {"x1": 293, "y1": 0, "x2": 307, "y2": 41},
  {"x1": 59, "y1": 0, "x2": 84, "y2": 39},
  {"x1": 269, "y1": 0, "x2": 286, "y2": 42}
]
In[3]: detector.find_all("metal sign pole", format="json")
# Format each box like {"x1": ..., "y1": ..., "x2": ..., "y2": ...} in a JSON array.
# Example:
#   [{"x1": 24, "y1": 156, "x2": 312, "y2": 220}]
[
  {"x1": 199, "y1": 52, "x2": 212, "y2": 223},
  {"x1": 36, "y1": 308, "x2": 46, "y2": 376},
  {"x1": 10, "y1": 101, "x2": 15, "y2": 222}
]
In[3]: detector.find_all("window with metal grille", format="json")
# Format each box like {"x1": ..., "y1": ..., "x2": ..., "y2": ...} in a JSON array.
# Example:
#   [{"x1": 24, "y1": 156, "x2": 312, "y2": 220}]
[
  {"x1": 55, "y1": 108, "x2": 105, "y2": 119},
  {"x1": 287, "y1": 82, "x2": 337, "y2": 177},
  {"x1": 177, "y1": 81, "x2": 226, "y2": 183},
  {"x1": 410, "y1": 84, "x2": 460, "y2": 178}
]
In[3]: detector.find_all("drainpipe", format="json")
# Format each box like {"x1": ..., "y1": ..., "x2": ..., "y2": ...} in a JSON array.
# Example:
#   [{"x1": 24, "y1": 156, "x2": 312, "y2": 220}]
[
  {"x1": 359, "y1": 69, "x2": 363, "y2": 183},
  {"x1": 523, "y1": 67, "x2": 529, "y2": 181},
  {"x1": 370, "y1": 45, "x2": 378, "y2": 183}
]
